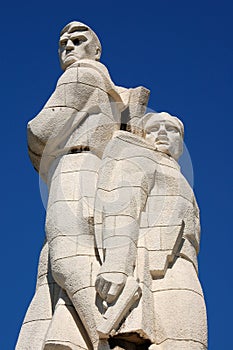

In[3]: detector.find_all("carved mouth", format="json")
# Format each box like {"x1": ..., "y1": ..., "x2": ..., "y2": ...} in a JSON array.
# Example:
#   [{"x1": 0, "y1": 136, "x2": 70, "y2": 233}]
[
  {"x1": 155, "y1": 137, "x2": 169, "y2": 144},
  {"x1": 64, "y1": 52, "x2": 77, "y2": 58}
]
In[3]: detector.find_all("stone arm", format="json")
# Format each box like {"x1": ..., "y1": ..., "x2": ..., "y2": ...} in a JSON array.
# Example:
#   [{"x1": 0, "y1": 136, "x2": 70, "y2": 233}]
[
  {"x1": 27, "y1": 60, "x2": 124, "y2": 180},
  {"x1": 94, "y1": 133, "x2": 155, "y2": 302},
  {"x1": 179, "y1": 194, "x2": 201, "y2": 272}
]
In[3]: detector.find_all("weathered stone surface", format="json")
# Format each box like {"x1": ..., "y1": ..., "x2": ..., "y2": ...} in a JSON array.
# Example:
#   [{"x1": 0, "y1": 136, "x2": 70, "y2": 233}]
[{"x1": 17, "y1": 20, "x2": 207, "y2": 350}]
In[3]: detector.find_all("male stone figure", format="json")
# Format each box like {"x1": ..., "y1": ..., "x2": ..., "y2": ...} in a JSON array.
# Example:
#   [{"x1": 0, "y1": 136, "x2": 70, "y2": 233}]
[
  {"x1": 16, "y1": 21, "x2": 150, "y2": 350},
  {"x1": 94, "y1": 112, "x2": 207, "y2": 349}
]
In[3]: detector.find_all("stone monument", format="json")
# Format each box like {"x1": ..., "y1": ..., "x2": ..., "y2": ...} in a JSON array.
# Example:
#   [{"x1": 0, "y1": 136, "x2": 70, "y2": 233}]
[{"x1": 16, "y1": 21, "x2": 207, "y2": 350}]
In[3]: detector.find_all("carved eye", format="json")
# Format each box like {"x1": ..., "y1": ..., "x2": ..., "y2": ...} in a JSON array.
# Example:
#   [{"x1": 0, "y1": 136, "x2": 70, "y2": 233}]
[
  {"x1": 60, "y1": 40, "x2": 67, "y2": 47},
  {"x1": 73, "y1": 38, "x2": 80, "y2": 46},
  {"x1": 166, "y1": 125, "x2": 178, "y2": 133},
  {"x1": 72, "y1": 35, "x2": 87, "y2": 46},
  {"x1": 147, "y1": 125, "x2": 160, "y2": 133}
]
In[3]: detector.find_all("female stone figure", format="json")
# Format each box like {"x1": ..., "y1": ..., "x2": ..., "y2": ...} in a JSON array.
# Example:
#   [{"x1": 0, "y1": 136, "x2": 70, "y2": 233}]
[{"x1": 95, "y1": 112, "x2": 207, "y2": 349}]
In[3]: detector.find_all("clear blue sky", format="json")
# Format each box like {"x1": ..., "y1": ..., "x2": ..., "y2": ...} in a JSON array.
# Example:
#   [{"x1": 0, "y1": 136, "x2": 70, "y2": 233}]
[{"x1": 1, "y1": 1, "x2": 232, "y2": 349}]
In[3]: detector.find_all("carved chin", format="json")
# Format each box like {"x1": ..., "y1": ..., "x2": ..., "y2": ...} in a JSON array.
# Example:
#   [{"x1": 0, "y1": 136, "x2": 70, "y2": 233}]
[
  {"x1": 62, "y1": 56, "x2": 77, "y2": 69},
  {"x1": 156, "y1": 144, "x2": 170, "y2": 154}
]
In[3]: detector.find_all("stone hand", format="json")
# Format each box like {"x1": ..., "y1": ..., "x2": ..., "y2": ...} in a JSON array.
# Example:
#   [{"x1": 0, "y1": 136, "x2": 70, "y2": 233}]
[{"x1": 95, "y1": 272, "x2": 127, "y2": 303}]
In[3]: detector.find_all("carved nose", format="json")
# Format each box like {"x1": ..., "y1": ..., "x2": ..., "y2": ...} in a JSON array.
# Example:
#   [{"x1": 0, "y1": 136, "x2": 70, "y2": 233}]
[
  {"x1": 66, "y1": 39, "x2": 75, "y2": 50},
  {"x1": 158, "y1": 126, "x2": 167, "y2": 135}
]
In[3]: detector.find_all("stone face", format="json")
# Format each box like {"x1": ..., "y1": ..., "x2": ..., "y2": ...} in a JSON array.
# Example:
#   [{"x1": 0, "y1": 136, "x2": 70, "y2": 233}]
[{"x1": 17, "y1": 21, "x2": 207, "y2": 350}]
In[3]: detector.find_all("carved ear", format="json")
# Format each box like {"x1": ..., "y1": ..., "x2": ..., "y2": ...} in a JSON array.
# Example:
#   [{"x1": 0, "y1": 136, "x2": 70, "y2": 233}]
[{"x1": 95, "y1": 47, "x2": 101, "y2": 61}]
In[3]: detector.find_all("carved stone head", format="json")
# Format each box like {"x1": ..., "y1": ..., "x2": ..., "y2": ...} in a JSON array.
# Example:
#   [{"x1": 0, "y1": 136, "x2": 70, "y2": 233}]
[
  {"x1": 59, "y1": 21, "x2": 102, "y2": 70},
  {"x1": 141, "y1": 112, "x2": 184, "y2": 160}
]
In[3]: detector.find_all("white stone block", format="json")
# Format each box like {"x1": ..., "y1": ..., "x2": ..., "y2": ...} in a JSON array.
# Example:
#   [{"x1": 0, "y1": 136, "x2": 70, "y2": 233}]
[
  {"x1": 51, "y1": 153, "x2": 100, "y2": 175},
  {"x1": 151, "y1": 258, "x2": 203, "y2": 295},
  {"x1": 44, "y1": 294, "x2": 89, "y2": 350},
  {"x1": 152, "y1": 289, "x2": 207, "y2": 346},
  {"x1": 44, "y1": 84, "x2": 66, "y2": 108},
  {"x1": 16, "y1": 320, "x2": 51, "y2": 350},
  {"x1": 46, "y1": 200, "x2": 94, "y2": 242},
  {"x1": 24, "y1": 284, "x2": 53, "y2": 323},
  {"x1": 148, "y1": 250, "x2": 170, "y2": 278},
  {"x1": 57, "y1": 66, "x2": 79, "y2": 86},
  {"x1": 138, "y1": 227, "x2": 161, "y2": 250}
]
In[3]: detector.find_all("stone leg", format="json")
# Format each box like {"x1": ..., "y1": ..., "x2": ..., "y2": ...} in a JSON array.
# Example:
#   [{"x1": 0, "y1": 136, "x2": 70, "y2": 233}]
[
  {"x1": 151, "y1": 258, "x2": 207, "y2": 349},
  {"x1": 45, "y1": 153, "x2": 102, "y2": 348},
  {"x1": 16, "y1": 282, "x2": 53, "y2": 350},
  {"x1": 46, "y1": 217, "x2": 101, "y2": 348},
  {"x1": 16, "y1": 242, "x2": 60, "y2": 350}
]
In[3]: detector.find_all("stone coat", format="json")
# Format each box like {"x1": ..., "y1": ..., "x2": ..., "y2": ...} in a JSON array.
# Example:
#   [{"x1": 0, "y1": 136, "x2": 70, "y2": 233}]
[
  {"x1": 17, "y1": 60, "x2": 127, "y2": 350},
  {"x1": 27, "y1": 59, "x2": 126, "y2": 182},
  {"x1": 94, "y1": 130, "x2": 207, "y2": 348}
]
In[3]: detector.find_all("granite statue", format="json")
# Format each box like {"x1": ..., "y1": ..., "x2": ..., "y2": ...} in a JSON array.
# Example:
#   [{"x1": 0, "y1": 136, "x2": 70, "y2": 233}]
[{"x1": 16, "y1": 21, "x2": 207, "y2": 350}]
